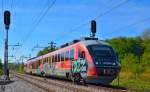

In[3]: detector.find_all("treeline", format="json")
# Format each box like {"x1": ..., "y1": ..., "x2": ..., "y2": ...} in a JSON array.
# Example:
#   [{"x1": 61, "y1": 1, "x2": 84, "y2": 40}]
[
  {"x1": 107, "y1": 36, "x2": 149, "y2": 77},
  {"x1": 37, "y1": 47, "x2": 57, "y2": 56},
  {"x1": 107, "y1": 29, "x2": 150, "y2": 90},
  {"x1": 0, "y1": 59, "x2": 24, "y2": 74},
  {"x1": 8, "y1": 62, "x2": 24, "y2": 73},
  {"x1": 0, "y1": 59, "x2": 3, "y2": 75}
]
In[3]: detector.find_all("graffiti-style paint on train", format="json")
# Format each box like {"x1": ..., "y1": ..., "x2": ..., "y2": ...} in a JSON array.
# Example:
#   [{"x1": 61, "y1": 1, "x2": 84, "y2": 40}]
[{"x1": 24, "y1": 37, "x2": 121, "y2": 84}]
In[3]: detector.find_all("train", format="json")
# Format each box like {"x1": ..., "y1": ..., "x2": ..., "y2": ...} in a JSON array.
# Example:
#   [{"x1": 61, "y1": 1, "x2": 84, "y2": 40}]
[{"x1": 24, "y1": 37, "x2": 121, "y2": 84}]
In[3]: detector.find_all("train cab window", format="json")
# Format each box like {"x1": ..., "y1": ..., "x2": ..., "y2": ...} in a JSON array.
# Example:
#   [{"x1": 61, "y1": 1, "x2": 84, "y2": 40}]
[
  {"x1": 70, "y1": 49, "x2": 74, "y2": 60},
  {"x1": 65, "y1": 51, "x2": 69, "y2": 60},
  {"x1": 61, "y1": 52, "x2": 65, "y2": 61},
  {"x1": 87, "y1": 45, "x2": 117, "y2": 66}
]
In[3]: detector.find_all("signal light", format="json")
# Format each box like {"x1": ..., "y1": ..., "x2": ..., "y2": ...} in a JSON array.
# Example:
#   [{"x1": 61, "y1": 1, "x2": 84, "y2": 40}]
[
  {"x1": 4, "y1": 11, "x2": 11, "y2": 26},
  {"x1": 91, "y1": 20, "x2": 96, "y2": 34}
]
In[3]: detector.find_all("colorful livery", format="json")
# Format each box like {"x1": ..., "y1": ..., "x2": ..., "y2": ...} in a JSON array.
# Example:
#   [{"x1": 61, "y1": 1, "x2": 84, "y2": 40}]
[{"x1": 24, "y1": 37, "x2": 121, "y2": 84}]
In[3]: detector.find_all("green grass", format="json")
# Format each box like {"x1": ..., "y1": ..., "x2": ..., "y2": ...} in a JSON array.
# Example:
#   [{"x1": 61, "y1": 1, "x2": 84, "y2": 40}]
[{"x1": 111, "y1": 72, "x2": 150, "y2": 91}]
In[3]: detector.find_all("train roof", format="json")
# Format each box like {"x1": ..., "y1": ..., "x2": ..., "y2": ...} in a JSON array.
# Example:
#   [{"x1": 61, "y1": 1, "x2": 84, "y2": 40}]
[
  {"x1": 79, "y1": 38, "x2": 108, "y2": 46},
  {"x1": 26, "y1": 37, "x2": 109, "y2": 64},
  {"x1": 60, "y1": 37, "x2": 108, "y2": 48}
]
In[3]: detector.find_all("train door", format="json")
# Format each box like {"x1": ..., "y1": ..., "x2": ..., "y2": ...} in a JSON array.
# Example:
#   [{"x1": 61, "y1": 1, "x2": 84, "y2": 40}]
[
  {"x1": 71, "y1": 48, "x2": 87, "y2": 73},
  {"x1": 43, "y1": 58, "x2": 50, "y2": 76},
  {"x1": 64, "y1": 50, "x2": 71, "y2": 78},
  {"x1": 49, "y1": 56, "x2": 53, "y2": 75},
  {"x1": 71, "y1": 47, "x2": 88, "y2": 83},
  {"x1": 51, "y1": 55, "x2": 55, "y2": 75},
  {"x1": 24, "y1": 64, "x2": 27, "y2": 73}
]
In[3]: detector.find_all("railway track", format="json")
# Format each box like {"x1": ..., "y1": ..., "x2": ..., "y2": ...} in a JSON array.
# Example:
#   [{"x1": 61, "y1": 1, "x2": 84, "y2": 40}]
[{"x1": 15, "y1": 73, "x2": 144, "y2": 92}]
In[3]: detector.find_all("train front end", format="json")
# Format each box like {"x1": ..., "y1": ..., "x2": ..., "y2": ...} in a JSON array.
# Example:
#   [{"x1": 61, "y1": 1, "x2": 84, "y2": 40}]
[{"x1": 85, "y1": 41, "x2": 121, "y2": 84}]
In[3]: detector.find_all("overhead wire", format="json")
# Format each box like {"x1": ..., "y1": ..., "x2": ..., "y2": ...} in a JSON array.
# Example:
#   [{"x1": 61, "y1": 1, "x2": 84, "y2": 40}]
[
  {"x1": 31, "y1": 0, "x2": 51, "y2": 29},
  {"x1": 54, "y1": 0, "x2": 131, "y2": 41},
  {"x1": 14, "y1": 0, "x2": 129, "y2": 58},
  {"x1": 1, "y1": 0, "x2": 5, "y2": 61},
  {"x1": 10, "y1": 0, "x2": 14, "y2": 11},
  {"x1": 1, "y1": 0, "x2": 4, "y2": 11},
  {"x1": 101, "y1": 17, "x2": 150, "y2": 37},
  {"x1": 14, "y1": 0, "x2": 57, "y2": 57},
  {"x1": 12, "y1": 0, "x2": 50, "y2": 58},
  {"x1": 22, "y1": 0, "x2": 57, "y2": 47}
]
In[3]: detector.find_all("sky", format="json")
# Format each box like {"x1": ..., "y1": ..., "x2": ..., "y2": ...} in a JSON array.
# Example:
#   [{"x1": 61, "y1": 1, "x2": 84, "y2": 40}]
[{"x1": 0, "y1": 0, "x2": 150, "y2": 63}]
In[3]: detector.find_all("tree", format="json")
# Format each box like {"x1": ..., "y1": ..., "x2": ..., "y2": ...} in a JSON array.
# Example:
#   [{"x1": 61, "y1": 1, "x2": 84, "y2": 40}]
[
  {"x1": 37, "y1": 46, "x2": 57, "y2": 56},
  {"x1": 0, "y1": 59, "x2": 2, "y2": 70},
  {"x1": 19, "y1": 62, "x2": 24, "y2": 72},
  {"x1": 0, "y1": 59, "x2": 3, "y2": 75},
  {"x1": 141, "y1": 29, "x2": 150, "y2": 40}
]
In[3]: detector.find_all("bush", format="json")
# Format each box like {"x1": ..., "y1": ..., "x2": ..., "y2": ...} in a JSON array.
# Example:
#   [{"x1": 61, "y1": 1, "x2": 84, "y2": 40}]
[
  {"x1": 121, "y1": 54, "x2": 137, "y2": 72},
  {"x1": 0, "y1": 69, "x2": 3, "y2": 75}
]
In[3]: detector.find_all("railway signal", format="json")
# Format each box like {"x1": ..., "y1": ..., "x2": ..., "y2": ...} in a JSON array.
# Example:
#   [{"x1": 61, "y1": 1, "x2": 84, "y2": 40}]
[
  {"x1": 91, "y1": 20, "x2": 96, "y2": 37},
  {"x1": 4, "y1": 11, "x2": 11, "y2": 30},
  {"x1": 3, "y1": 10, "x2": 11, "y2": 80}
]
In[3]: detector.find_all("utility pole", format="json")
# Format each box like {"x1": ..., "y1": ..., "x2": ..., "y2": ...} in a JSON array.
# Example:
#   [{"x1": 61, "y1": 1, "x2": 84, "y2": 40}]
[
  {"x1": 4, "y1": 10, "x2": 11, "y2": 80},
  {"x1": 32, "y1": 44, "x2": 47, "y2": 52},
  {"x1": 34, "y1": 44, "x2": 47, "y2": 49},
  {"x1": 9, "y1": 43, "x2": 21, "y2": 52},
  {"x1": 48, "y1": 41, "x2": 56, "y2": 51},
  {"x1": 20, "y1": 55, "x2": 31, "y2": 69},
  {"x1": 8, "y1": 42, "x2": 20, "y2": 47},
  {"x1": 21, "y1": 55, "x2": 31, "y2": 60}
]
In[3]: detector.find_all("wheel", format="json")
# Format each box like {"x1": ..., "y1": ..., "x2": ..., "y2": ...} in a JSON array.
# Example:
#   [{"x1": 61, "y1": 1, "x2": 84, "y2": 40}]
[
  {"x1": 66, "y1": 73, "x2": 69, "y2": 78},
  {"x1": 41, "y1": 71, "x2": 45, "y2": 77},
  {"x1": 71, "y1": 73, "x2": 80, "y2": 84},
  {"x1": 71, "y1": 73, "x2": 75, "y2": 84},
  {"x1": 75, "y1": 73, "x2": 81, "y2": 83},
  {"x1": 30, "y1": 71, "x2": 32, "y2": 75}
]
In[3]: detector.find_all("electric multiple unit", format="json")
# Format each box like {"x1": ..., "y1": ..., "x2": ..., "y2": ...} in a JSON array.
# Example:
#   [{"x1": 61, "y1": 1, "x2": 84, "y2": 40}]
[{"x1": 24, "y1": 37, "x2": 121, "y2": 84}]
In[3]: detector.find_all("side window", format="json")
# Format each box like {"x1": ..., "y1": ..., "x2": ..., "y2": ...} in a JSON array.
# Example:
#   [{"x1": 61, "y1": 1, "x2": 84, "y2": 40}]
[
  {"x1": 46, "y1": 58, "x2": 48, "y2": 62},
  {"x1": 81, "y1": 51, "x2": 85, "y2": 59},
  {"x1": 44, "y1": 58, "x2": 46, "y2": 63},
  {"x1": 55, "y1": 54, "x2": 58, "y2": 62},
  {"x1": 58, "y1": 54, "x2": 60, "y2": 62},
  {"x1": 48, "y1": 56, "x2": 51, "y2": 64},
  {"x1": 70, "y1": 49, "x2": 74, "y2": 60},
  {"x1": 39, "y1": 60, "x2": 40, "y2": 65},
  {"x1": 49, "y1": 56, "x2": 52, "y2": 67},
  {"x1": 78, "y1": 49, "x2": 81, "y2": 58},
  {"x1": 32, "y1": 63, "x2": 34, "y2": 69},
  {"x1": 78, "y1": 49, "x2": 85, "y2": 59},
  {"x1": 52, "y1": 55, "x2": 55, "y2": 62},
  {"x1": 61, "y1": 52, "x2": 65, "y2": 61},
  {"x1": 65, "y1": 51, "x2": 69, "y2": 60},
  {"x1": 46, "y1": 58, "x2": 48, "y2": 63}
]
